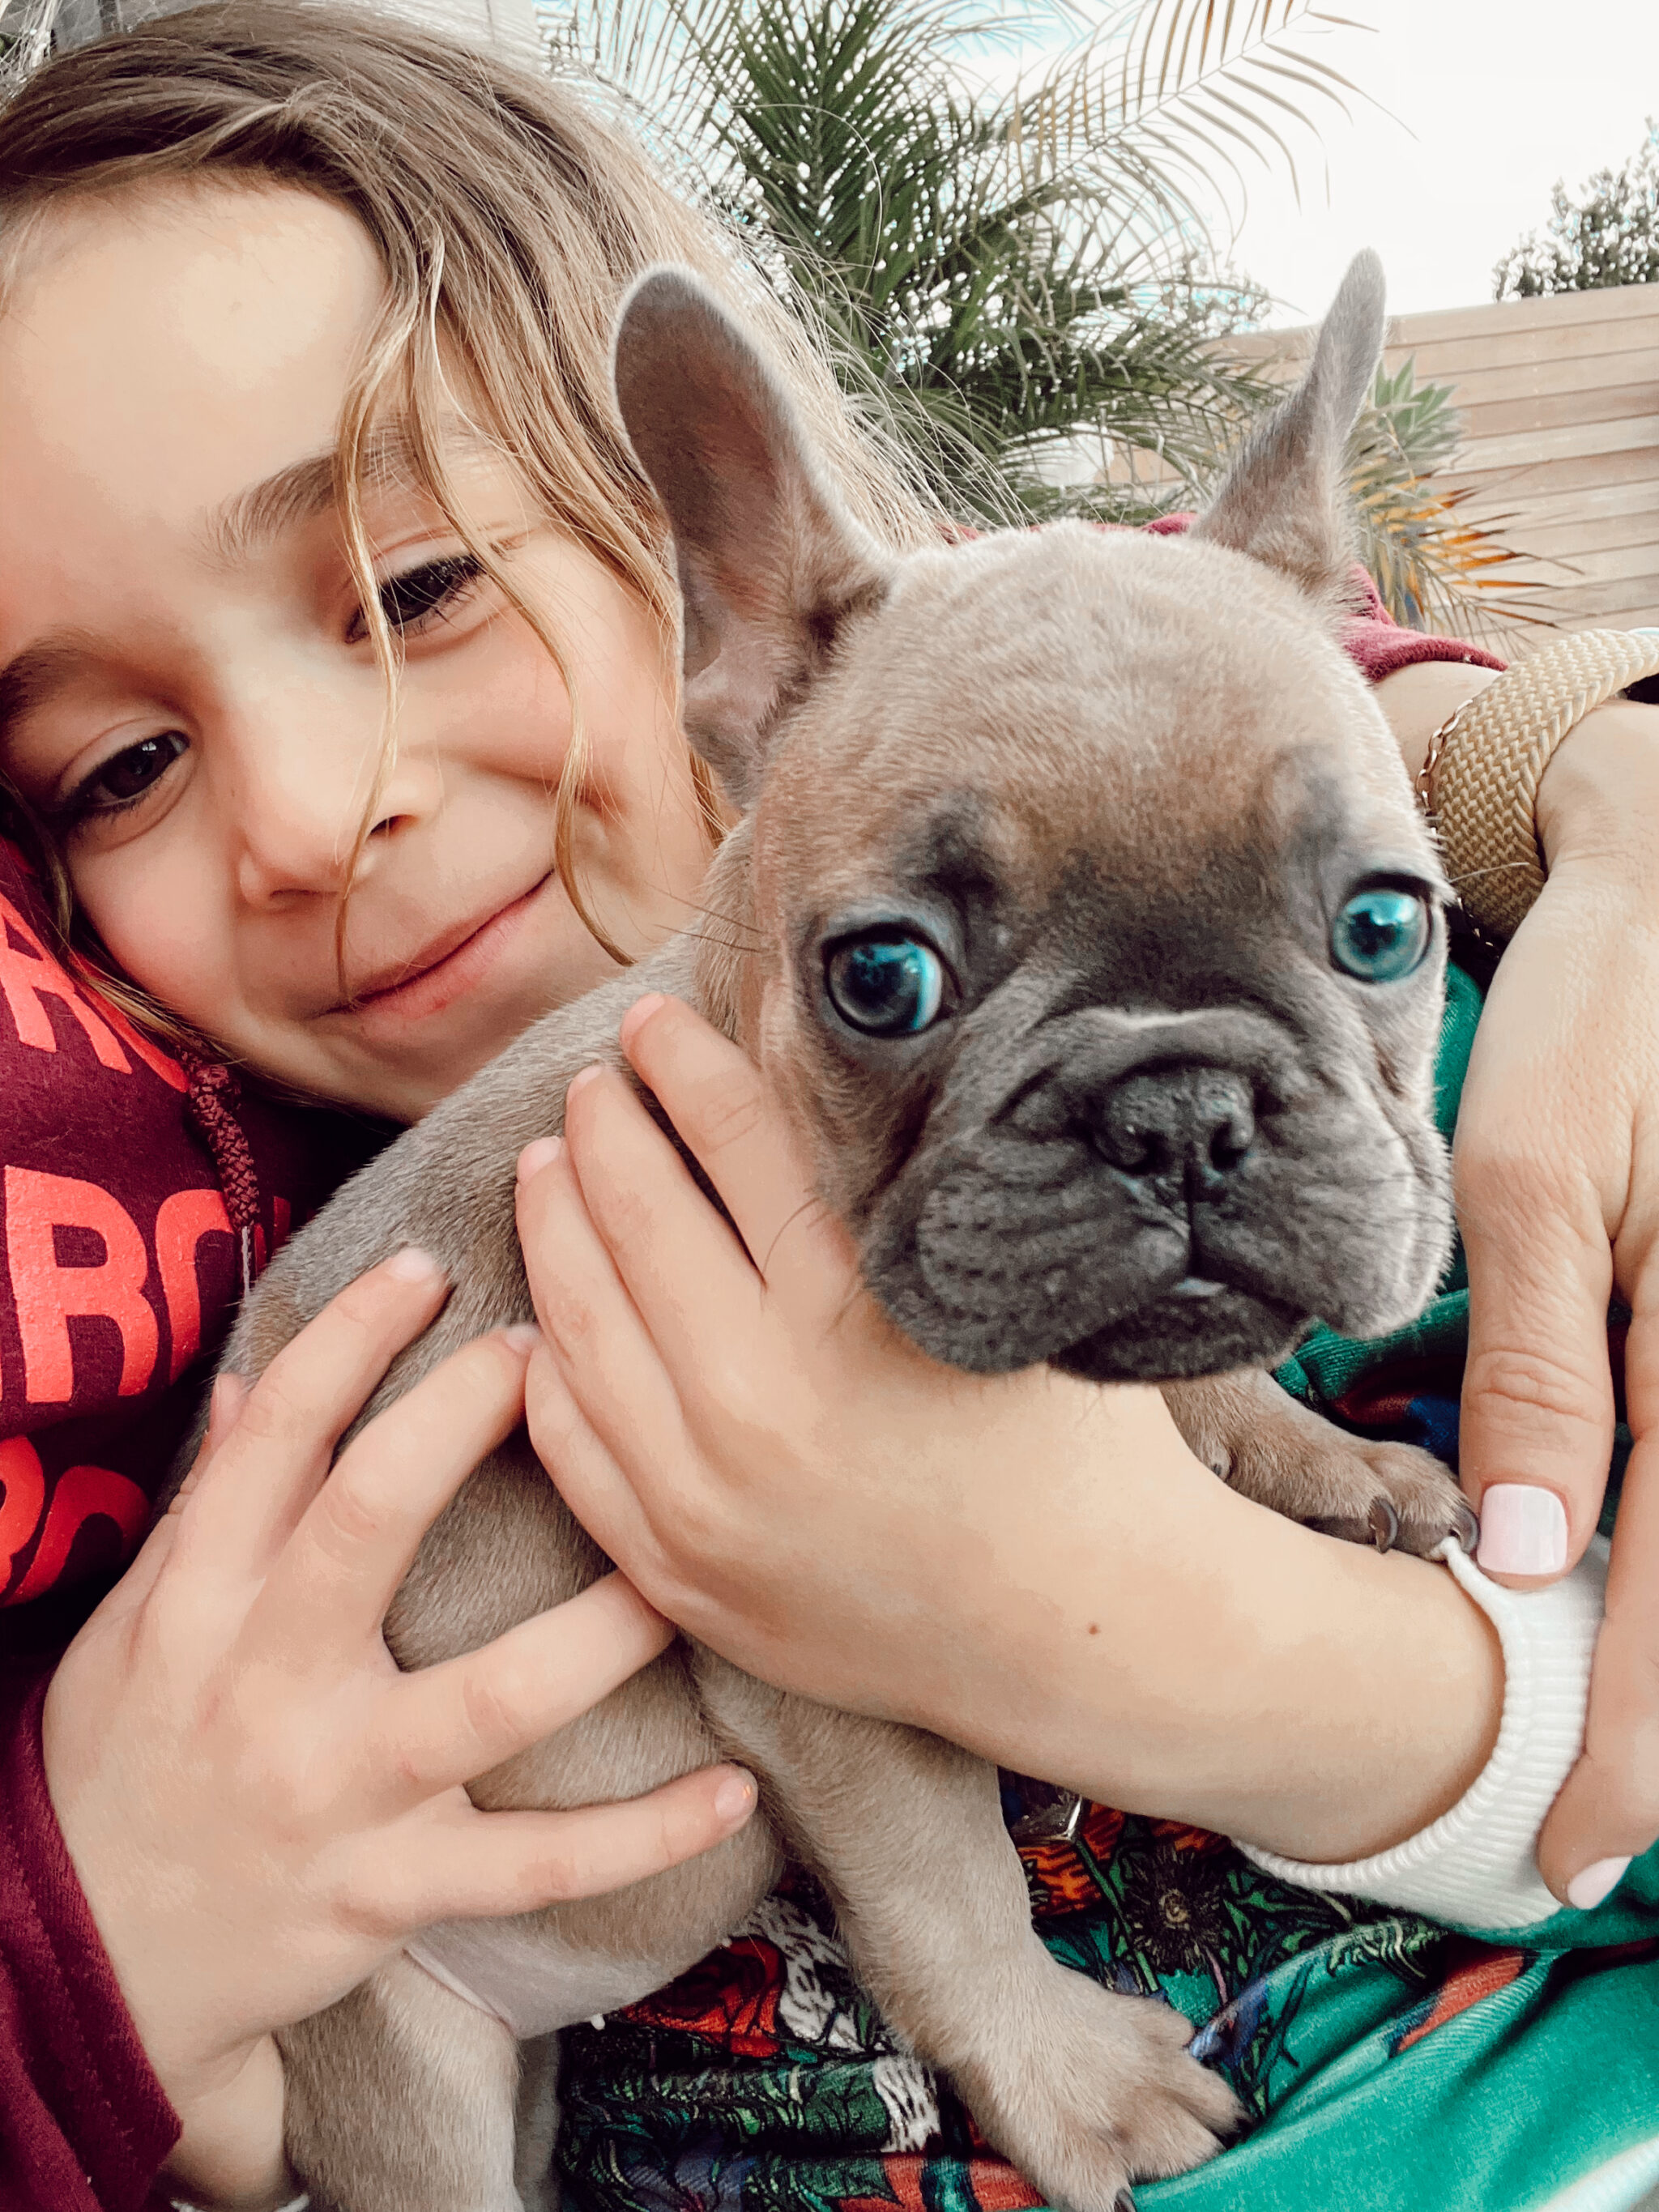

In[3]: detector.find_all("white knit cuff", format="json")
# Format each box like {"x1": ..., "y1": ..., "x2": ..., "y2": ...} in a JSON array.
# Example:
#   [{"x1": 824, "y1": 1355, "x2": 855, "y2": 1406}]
[{"x1": 1238, "y1": 1537, "x2": 1606, "y2": 1931}]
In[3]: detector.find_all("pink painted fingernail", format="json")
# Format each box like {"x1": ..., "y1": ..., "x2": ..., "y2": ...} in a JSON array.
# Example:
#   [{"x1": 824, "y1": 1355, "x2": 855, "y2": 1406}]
[
  {"x1": 1567, "y1": 1856, "x2": 1630, "y2": 1911},
  {"x1": 1476, "y1": 1485, "x2": 1568, "y2": 1576},
  {"x1": 565, "y1": 1063, "x2": 604, "y2": 1102},
  {"x1": 517, "y1": 1136, "x2": 562, "y2": 1183},
  {"x1": 502, "y1": 1323, "x2": 542, "y2": 1353},
  {"x1": 386, "y1": 1245, "x2": 444, "y2": 1283},
  {"x1": 714, "y1": 1771, "x2": 758, "y2": 1825}
]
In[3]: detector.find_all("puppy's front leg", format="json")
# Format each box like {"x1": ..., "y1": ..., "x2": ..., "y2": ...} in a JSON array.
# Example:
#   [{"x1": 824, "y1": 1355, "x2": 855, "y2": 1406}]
[
  {"x1": 281, "y1": 1954, "x2": 523, "y2": 2212},
  {"x1": 700, "y1": 1664, "x2": 1239, "y2": 2212},
  {"x1": 1164, "y1": 1369, "x2": 1478, "y2": 1556}
]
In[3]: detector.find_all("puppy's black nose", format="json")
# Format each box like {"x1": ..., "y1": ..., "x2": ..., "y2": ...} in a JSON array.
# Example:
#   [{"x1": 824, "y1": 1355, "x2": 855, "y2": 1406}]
[{"x1": 1094, "y1": 1066, "x2": 1256, "y2": 1193}]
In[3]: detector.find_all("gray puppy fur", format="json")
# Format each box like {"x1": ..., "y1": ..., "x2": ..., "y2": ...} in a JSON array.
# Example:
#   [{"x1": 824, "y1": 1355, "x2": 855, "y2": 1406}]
[{"x1": 200, "y1": 249, "x2": 1473, "y2": 2212}]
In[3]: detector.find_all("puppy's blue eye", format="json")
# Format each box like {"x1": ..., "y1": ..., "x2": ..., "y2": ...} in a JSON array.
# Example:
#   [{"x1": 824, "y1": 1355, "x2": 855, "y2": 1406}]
[
  {"x1": 1331, "y1": 888, "x2": 1431, "y2": 983},
  {"x1": 825, "y1": 935, "x2": 947, "y2": 1036}
]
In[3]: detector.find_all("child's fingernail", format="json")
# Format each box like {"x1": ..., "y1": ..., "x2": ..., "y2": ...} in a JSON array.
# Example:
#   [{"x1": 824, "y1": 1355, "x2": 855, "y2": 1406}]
[
  {"x1": 517, "y1": 1136, "x2": 563, "y2": 1183},
  {"x1": 1567, "y1": 1855, "x2": 1630, "y2": 1911},
  {"x1": 502, "y1": 1322, "x2": 542, "y2": 1353},
  {"x1": 209, "y1": 1371, "x2": 246, "y2": 1424},
  {"x1": 619, "y1": 992, "x2": 667, "y2": 1046},
  {"x1": 565, "y1": 1063, "x2": 603, "y2": 1102},
  {"x1": 1476, "y1": 1485, "x2": 1568, "y2": 1576},
  {"x1": 386, "y1": 1245, "x2": 445, "y2": 1283},
  {"x1": 714, "y1": 1770, "x2": 758, "y2": 1825}
]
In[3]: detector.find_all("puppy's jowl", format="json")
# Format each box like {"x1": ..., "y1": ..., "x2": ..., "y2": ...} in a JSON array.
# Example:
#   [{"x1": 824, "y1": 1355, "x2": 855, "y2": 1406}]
[{"x1": 198, "y1": 249, "x2": 1472, "y2": 2211}]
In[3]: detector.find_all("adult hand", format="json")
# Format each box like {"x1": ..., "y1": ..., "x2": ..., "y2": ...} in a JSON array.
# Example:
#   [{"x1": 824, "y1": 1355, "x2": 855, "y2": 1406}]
[
  {"x1": 1449, "y1": 697, "x2": 1659, "y2": 1909},
  {"x1": 43, "y1": 1250, "x2": 755, "y2": 2210},
  {"x1": 518, "y1": 992, "x2": 1503, "y2": 1871}
]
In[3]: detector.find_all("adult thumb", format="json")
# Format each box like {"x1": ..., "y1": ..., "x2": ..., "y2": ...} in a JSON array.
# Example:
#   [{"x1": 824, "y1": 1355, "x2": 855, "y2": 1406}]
[{"x1": 1456, "y1": 1144, "x2": 1614, "y2": 1587}]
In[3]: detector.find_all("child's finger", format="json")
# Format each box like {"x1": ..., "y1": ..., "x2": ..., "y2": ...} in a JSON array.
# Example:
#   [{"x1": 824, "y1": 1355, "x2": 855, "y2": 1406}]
[
  {"x1": 554, "y1": 1059, "x2": 830, "y2": 1416},
  {"x1": 615, "y1": 995, "x2": 858, "y2": 1319},
  {"x1": 403, "y1": 1766, "x2": 759, "y2": 1924},
  {"x1": 521, "y1": 1341, "x2": 680, "y2": 1605},
  {"x1": 190, "y1": 1370, "x2": 250, "y2": 1492},
  {"x1": 177, "y1": 1248, "x2": 450, "y2": 1581},
  {"x1": 100, "y1": 1375, "x2": 251, "y2": 1625},
  {"x1": 517, "y1": 1130, "x2": 680, "y2": 1379},
  {"x1": 390, "y1": 1573, "x2": 675, "y2": 1798},
  {"x1": 516, "y1": 1132, "x2": 707, "y2": 1501},
  {"x1": 252, "y1": 1324, "x2": 533, "y2": 1662}
]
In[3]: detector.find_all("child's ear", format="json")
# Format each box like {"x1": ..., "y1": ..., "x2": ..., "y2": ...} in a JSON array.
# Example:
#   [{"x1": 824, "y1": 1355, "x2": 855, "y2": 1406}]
[
  {"x1": 612, "y1": 267, "x2": 890, "y2": 812},
  {"x1": 1190, "y1": 248, "x2": 1386, "y2": 607}
]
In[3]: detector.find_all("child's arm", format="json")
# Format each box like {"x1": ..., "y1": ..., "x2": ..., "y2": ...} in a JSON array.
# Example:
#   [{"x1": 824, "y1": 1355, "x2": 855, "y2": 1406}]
[
  {"x1": 41, "y1": 1256, "x2": 756, "y2": 2210},
  {"x1": 507, "y1": 982, "x2": 1597, "y2": 1917}
]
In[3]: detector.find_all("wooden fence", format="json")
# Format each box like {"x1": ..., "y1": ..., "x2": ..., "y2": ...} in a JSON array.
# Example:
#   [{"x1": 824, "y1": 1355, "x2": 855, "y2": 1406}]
[{"x1": 1230, "y1": 282, "x2": 1659, "y2": 638}]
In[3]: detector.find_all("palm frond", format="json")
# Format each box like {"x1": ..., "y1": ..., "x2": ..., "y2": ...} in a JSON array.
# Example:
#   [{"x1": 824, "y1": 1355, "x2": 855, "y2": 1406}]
[
  {"x1": 1001, "y1": 0, "x2": 1375, "y2": 219},
  {"x1": 544, "y1": 0, "x2": 1295, "y2": 521},
  {"x1": 1344, "y1": 357, "x2": 1546, "y2": 637}
]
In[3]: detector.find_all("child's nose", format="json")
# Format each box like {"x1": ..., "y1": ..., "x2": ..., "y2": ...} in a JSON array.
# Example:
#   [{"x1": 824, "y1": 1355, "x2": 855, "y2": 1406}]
[{"x1": 227, "y1": 696, "x2": 438, "y2": 906}]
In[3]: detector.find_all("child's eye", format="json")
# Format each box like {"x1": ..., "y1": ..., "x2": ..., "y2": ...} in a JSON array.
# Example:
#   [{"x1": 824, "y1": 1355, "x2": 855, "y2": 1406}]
[
  {"x1": 351, "y1": 553, "x2": 486, "y2": 643},
  {"x1": 63, "y1": 731, "x2": 188, "y2": 821}
]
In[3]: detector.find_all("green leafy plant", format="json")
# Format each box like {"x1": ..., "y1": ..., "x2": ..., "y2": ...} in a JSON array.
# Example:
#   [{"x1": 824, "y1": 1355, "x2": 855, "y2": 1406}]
[
  {"x1": 1341, "y1": 356, "x2": 1542, "y2": 635},
  {"x1": 1495, "y1": 119, "x2": 1659, "y2": 298},
  {"x1": 549, "y1": 0, "x2": 1367, "y2": 522}
]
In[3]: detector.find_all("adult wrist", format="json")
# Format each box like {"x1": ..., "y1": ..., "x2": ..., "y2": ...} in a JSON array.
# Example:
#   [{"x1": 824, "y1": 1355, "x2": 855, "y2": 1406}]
[
  {"x1": 1418, "y1": 633, "x2": 1659, "y2": 936},
  {"x1": 1240, "y1": 1541, "x2": 1605, "y2": 1929},
  {"x1": 943, "y1": 1395, "x2": 1506, "y2": 1863},
  {"x1": 1373, "y1": 658, "x2": 1503, "y2": 786},
  {"x1": 1185, "y1": 1532, "x2": 1505, "y2": 1865}
]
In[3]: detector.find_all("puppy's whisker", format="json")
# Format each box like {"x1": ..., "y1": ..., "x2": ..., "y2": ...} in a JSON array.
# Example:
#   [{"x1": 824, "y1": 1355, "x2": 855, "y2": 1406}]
[
  {"x1": 684, "y1": 927, "x2": 767, "y2": 958},
  {"x1": 679, "y1": 897, "x2": 767, "y2": 947}
]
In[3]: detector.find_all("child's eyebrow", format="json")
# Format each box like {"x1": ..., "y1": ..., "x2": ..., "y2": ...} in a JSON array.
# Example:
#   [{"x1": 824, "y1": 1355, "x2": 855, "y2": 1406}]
[
  {"x1": 0, "y1": 630, "x2": 101, "y2": 756},
  {"x1": 204, "y1": 417, "x2": 495, "y2": 567}
]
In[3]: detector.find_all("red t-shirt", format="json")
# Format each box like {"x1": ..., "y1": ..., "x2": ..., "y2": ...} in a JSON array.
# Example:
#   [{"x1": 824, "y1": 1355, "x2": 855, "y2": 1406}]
[{"x1": 0, "y1": 574, "x2": 1503, "y2": 2212}]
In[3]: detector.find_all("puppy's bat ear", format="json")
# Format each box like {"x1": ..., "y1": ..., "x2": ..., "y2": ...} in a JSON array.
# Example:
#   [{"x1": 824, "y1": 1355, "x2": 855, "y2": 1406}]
[
  {"x1": 1191, "y1": 249, "x2": 1386, "y2": 607},
  {"x1": 612, "y1": 266, "x2": 890, "y2": 811}
]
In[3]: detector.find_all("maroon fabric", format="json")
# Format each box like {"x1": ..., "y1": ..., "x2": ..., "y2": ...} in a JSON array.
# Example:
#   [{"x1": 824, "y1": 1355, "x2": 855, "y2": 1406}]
[
  {"x1": 1140, "y1": 513, "x2": 1508, "y2": 684},
  {"x1": 0, "y1": 1664, "x2": 177, "y2": 2212},
  {"x1": 0, "y1": 834, "x2": 384, "y2": 2209}
]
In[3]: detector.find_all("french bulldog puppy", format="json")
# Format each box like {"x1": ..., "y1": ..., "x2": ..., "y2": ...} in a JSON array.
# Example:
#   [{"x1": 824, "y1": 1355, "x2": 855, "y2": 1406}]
[{"x1": 204, "y1": 249, "x2": 1472, "y2": 2212}]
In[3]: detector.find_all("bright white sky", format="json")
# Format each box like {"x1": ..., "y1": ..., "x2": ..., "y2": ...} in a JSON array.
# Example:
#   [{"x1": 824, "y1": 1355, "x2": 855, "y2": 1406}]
[{"x1": 1186, "y1": 0, "x2": 1658, "y2": 326}]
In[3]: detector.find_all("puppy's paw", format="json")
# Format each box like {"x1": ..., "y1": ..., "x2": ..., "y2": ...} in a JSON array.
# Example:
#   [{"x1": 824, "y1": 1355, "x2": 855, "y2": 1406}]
[
  {"x1": 962, "y1": 1966, "x2": 1239, "y2": 2211},
  {"x1": 1162, "y1": 1370, "x2": 1476, "y2": 1560},
  {"x1": 1300, "y1": 1434, "x2": 1478, "y2": 1559}
]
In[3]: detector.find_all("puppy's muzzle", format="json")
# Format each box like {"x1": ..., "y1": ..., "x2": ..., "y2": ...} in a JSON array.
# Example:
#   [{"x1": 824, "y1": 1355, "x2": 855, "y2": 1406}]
[{"x1": 866, "y1": 998, "x2": 1433, "y2": 1383}]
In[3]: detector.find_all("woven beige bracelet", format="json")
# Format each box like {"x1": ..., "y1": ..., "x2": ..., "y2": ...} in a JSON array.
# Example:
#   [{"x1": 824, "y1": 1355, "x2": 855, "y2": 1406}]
[{"x1": 1422, "y1": 626, "x2": 1659, "y2": 940}]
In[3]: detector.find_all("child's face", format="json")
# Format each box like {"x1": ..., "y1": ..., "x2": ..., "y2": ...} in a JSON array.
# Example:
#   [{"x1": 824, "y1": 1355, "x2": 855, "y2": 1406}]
[{"x1": 0, "y1": 182, "x2": 709, "y2": 1119}]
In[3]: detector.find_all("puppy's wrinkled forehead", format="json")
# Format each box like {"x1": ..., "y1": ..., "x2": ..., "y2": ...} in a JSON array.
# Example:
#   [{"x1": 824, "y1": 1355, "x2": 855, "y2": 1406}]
[{"x1": 753, "y1": 522, "x2": 1408, "y2": 951}]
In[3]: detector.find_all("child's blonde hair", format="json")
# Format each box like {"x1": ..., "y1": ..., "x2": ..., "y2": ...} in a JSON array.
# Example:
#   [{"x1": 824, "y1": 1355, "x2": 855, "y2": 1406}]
[{"x1": 0, "y1": 0, "x2": 939, "y2": 1023}]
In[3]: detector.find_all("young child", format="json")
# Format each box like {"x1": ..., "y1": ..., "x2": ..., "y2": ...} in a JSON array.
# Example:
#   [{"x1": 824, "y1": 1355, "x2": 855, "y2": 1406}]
[{"x1": 1, "y1": 6, "x2": 1657, "y2": 2210}]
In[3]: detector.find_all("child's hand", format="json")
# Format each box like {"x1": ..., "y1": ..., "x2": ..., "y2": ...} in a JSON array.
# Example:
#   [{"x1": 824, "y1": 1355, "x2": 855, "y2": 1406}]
[
  {"x1": 516, "y1": 995, "x2": 1503, "y2": 1869},
  {"x1": 42, "y1": 1251, "x2": 756, "y2": 2210}
]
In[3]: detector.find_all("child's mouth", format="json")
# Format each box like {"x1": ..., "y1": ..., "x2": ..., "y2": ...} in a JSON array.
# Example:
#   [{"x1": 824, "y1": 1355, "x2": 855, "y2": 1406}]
[{"x1": 337, "y1": 872, "x2": 557, "y2": 1034}]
